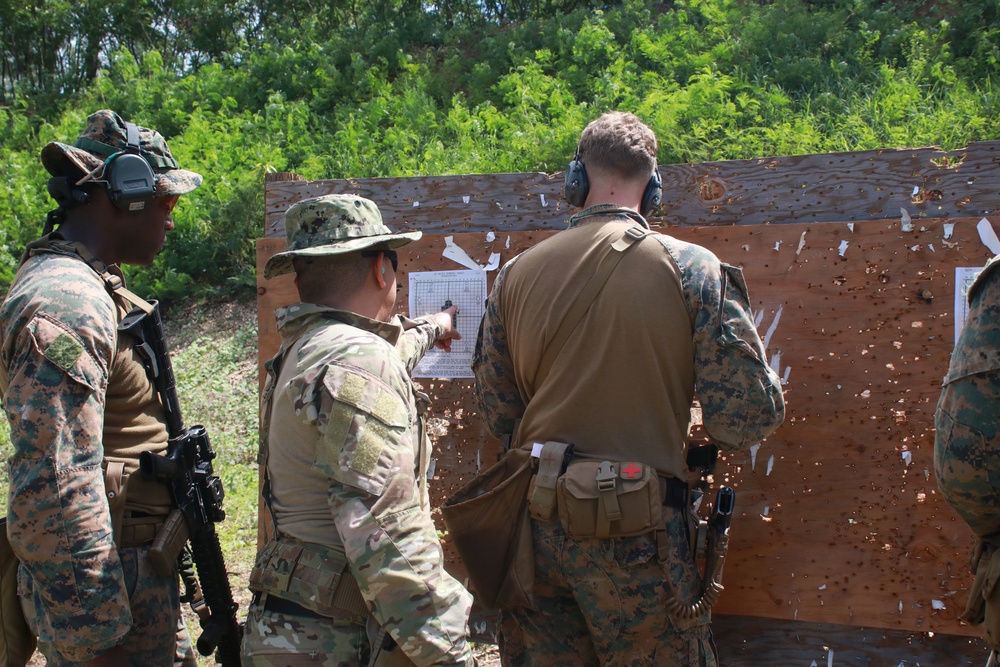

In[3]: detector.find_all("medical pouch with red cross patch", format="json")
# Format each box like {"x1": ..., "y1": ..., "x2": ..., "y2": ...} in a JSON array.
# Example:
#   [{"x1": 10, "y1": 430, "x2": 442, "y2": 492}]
[{"x1": 556, "y1": 459, "x2": 664, "y2": 539}]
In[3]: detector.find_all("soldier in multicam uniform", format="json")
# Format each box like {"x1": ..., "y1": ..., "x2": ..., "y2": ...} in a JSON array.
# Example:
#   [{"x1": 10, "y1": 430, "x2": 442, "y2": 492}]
[
  {"x1": 242, "y1": 194, "x2": 476, "y2": 666},
  {"x1": 935, "y1": 253, "x2": 1000, "y2": 663},
  {"x1": 0, "y1": 110, "x2": 202, "y2": 665},
  {"x1": 472, "y1": 111, "x2": 785, "y2": 667}
]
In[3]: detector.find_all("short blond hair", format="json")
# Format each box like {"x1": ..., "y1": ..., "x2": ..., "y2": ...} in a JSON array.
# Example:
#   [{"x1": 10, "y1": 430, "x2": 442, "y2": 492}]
[{"x1": 577, "y1": 112, "x2": 658, "y2": 182}]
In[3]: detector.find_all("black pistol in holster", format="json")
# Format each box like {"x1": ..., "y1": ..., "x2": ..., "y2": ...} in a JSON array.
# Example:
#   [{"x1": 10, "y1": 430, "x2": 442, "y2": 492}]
[
  {"x1": 665, "y1": 443, "x2": 735, "y2": 620},
  {"x1": 119, "y1": 301, "x2": 242, "y2": 667}
]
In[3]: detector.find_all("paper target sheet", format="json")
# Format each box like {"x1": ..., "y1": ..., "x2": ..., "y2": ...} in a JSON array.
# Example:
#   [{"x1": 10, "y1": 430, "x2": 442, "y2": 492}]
[
  {"x1": 955, "y1": 266, "x2": 984, "y2": 343},
  {"x1": 409, "y1": 270, "x2": 487, "y2": 378}
]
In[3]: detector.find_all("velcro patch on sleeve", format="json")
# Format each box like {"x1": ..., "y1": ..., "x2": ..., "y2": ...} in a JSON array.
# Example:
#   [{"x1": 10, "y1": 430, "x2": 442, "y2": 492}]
[
  {"x1": 319, "y1": 400, "x2": 356, "y2": 467},
  {"x1": 353, "y1": 419, "x2": 389, "y2": 475},
  {"x1": 45, "y1": 333, "x2": 83, "y2": 371},
  {"x1": 318, "y1": 366, "x2": 411, "y2": 496},
  {"x1": 371, "y1": 389, "x2": 407, "y2": 426},
  {"x1": 27, "y1": 313, "x2": 102, "y2": 391},
  {"x1": 337, "y1": 372, "x2": 367, "y2": 406}
]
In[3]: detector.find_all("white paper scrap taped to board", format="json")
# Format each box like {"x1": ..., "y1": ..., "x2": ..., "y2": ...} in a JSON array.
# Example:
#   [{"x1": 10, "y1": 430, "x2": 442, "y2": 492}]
[{"x1": 409, "y1": 270, "x2": 488, "y2": 378}]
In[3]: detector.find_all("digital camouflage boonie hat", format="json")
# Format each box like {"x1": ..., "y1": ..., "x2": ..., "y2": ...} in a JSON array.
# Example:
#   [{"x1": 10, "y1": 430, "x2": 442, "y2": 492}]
[
  {"x1": 263, "y1": 194, "x2": 422, "y2": 279},
  {"x1": 40, "y1": 109, "x2": 203, "y2": 196}
]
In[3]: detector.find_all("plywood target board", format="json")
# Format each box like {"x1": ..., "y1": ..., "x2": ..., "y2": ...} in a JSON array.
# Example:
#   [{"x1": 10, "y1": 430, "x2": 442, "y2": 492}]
[
  {"x1": 257, "y1": 213, "x2": 997, "y2": 638},
  {"x1": 259, "y1": 143, "x2": 1000, "y2": 644}
]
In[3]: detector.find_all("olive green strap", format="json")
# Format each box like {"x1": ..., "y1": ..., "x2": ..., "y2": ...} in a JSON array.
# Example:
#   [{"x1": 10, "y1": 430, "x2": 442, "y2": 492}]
[{"x1": 537, "y1": 226, "x2": 650, "y2": 379}]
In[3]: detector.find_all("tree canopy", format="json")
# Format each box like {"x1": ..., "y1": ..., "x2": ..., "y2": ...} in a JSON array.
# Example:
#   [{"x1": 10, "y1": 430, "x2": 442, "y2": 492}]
[{"x1": 1, "y1": 0, "x2": 997, "y2": 299}]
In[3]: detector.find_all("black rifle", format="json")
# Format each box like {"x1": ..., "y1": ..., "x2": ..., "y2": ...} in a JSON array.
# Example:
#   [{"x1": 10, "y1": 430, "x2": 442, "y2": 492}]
[{"x1": 119, "y1": 301, "x2": 242, "y2": 667}]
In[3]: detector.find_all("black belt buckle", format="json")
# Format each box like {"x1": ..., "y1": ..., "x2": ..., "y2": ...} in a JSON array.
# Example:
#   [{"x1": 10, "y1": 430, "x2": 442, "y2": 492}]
[{"x1": 263, "y1": 595, "x2": 325, "y2": 620}]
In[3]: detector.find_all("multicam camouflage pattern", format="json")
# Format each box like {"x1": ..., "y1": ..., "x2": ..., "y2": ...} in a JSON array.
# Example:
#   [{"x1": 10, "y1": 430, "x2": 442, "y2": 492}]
[
  {"x1": 473, "y1": 204, "x2": 783, "y2": 664},
  {"x1": 242, "y1": 302, "x2": 473, "y2": 666},
  {"x1": 499, "y1": 509, "x2": 716, "y2": 667},
  {"x1": 935, "y1": 254, "x2": 1000, "y2": 540},
  {"x1": 263, "y1": 194, "x2": 422, "y2": 279},
  {"x1": 40, "y1": 109, "x2": 202, "y2": 196},
  {"x1": 0, "y1": 240, "x2": 182, "y2": 663},
  {"x1": 243, "y1": 607, "x2": 369, "y2": 667}
]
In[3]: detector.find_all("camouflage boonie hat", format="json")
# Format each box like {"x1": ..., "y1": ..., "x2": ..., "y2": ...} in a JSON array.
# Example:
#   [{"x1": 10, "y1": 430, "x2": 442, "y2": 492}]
[
  {"x1": 263, "y1": 194, "x2": 422, "y2": 279},
  {"x1": 40, "y1": 109, "x2": 203, "y2": 196}
]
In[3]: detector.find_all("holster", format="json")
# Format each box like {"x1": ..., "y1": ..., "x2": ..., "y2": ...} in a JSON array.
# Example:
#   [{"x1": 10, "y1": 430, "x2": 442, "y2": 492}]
[{"x1": 367, "y1": 618, "x2": 418, "y2": 667}]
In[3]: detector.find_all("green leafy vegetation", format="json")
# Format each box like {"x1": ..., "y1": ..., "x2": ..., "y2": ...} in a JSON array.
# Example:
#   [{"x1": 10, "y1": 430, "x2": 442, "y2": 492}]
[
  {"x1": 1, "y1": 0, "x2": 998, "y2": 299},
  {"x1": 0, "y1": 3, "x2": 994, "y2": 661}
]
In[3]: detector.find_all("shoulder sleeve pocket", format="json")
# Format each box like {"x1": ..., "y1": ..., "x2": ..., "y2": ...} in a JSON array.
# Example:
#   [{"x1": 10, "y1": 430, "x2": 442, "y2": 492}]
[
  {"x1": 315, "y1": 366, "x2": 410, "y2": 497},
  {"x1": 715, "y1": 264, "x2": 766, "y2": 361},
  {"x1": 26, "y1": 314, "x2": 103, "y2": 392}
]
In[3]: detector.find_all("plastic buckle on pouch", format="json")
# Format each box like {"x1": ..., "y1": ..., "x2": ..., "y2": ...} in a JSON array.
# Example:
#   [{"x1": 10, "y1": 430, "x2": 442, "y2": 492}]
[
  {"x1": 625, "y1": 226, "x2": 649, "y2": 241},
  {"x1": 596, "y1": 462, "x2": 622, "y2": 523},
  {"x1": 596, "y1": 462, "x2": 617, "y2": 492}
]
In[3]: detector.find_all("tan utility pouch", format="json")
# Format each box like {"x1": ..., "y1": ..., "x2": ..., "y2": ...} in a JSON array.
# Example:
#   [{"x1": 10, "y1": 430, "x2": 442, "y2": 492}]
[
  {"x1": 249, "y1": 537, "x2": 368, "y2": 625},
  {"x1": 0, "y1": 519, "x2": 35, "y2": 667},
  {"x1": 962, "y1": 540, "x2": 1000, "y2": 651},
  {"x1": 528, "y1": 441, "x2": 571, "y2": 521},
  {"x1": 557, "y1": 460, "x2": 663, "y2": 539}
]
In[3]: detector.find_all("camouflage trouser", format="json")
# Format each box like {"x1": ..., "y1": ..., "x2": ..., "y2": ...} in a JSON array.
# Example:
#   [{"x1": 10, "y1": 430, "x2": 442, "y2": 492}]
[
  {"x1": 175, "y1": 614, "x2": 198, "y2": 667},
  {"x1": 498, "y1": 506, "x2": 717, "y2": 667},
  {"x1": 935, "y1": 369, "x2": 1000, "y2": 539},
  {"x1": 20, "y1": 545, "x2": 182, "y2": 666},
  {"x1": 241, "y1": 598, "x2": 369, "y2": 666}
]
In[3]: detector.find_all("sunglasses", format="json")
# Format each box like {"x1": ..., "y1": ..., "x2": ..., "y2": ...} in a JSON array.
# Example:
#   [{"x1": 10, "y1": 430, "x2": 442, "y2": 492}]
[{"x1": 361, "y1": 249, "x2": 398, "y2": 273}]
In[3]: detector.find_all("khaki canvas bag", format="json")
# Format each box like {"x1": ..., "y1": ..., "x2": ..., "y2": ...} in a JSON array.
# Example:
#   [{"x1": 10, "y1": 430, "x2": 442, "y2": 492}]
[
  {"x1": 441, "y1": 448, "x2": 536, "y2": 610},
  {"x1": 961, "y1": 540, "x2": 1000, "y2": 652}
]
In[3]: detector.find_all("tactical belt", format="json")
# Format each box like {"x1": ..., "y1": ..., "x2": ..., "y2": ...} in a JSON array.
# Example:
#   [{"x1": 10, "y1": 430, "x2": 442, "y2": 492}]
[
  {"x1": 262, "y1": 594, "x2": 329, "y2": 620},
  {"x1": 249, "y1": 537, "x2": 369, "y2": 626},
  {"x1": 530, "y1": 442, "x2": 690, "y2": 518},
  {"x1": 661, "y1": 476, "x2": 689, "y2": 509}
]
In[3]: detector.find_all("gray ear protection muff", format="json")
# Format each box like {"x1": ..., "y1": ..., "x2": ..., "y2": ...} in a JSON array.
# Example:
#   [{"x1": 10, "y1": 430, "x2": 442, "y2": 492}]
[
  {"x1": 105, "y1": 122, "x2": 156, "y2": 213},
  {"x1": 563, "y1": 150, "x2": 663, "y2": 218}
]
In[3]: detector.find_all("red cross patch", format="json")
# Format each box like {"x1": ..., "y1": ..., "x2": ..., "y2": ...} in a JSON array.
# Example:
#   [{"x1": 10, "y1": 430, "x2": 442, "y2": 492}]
[{"x1": 620, "y1": 462, "x2": 643, "y2": 479}]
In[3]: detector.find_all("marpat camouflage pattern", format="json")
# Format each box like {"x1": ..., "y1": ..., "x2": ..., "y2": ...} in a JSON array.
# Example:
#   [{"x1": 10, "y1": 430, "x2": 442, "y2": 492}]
[
  {"x1": 473, "y1": 205, "x2": 784, "y2": 666},
  {"x1": 0, "y1": 240, "x2": 181, "y2": 663},
  {"x1": 936, "y1": 253, "x2": 1000, "y2": 540}
]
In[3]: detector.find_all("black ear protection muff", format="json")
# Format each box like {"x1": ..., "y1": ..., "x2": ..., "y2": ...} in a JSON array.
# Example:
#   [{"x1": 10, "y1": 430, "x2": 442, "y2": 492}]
[
  {"x1": 47, "y1": 177, "x2": 91, "y2": 207},
  {"x1": 640, "y1": 167, "x2": 663, "y2": 218},
  {"x1": 563, "y1": 150, "x2": 590, "y2": 208},
  {"x1": 563, "y1": 150, "x2": 663, "y2": 218},
  {"x1": 104, "y1": 122, "x2": 156, "y2": 213}
]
